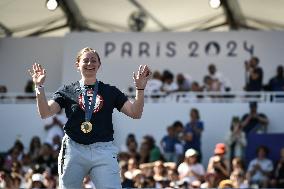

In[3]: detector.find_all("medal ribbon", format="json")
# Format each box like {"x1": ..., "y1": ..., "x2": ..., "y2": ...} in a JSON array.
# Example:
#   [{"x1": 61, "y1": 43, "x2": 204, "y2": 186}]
[{"x1": 79, "y1": 80, "x2": 99, "y2": 123}]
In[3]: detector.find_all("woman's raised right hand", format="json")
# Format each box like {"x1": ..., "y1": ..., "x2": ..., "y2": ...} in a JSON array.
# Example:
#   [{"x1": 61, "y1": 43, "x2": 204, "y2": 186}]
[{"x1": 28, "y1": 63, "x2": 46, "y2": 86}]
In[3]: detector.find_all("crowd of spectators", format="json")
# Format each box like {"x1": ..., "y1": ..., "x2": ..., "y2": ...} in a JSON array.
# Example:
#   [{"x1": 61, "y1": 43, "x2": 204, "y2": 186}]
[
  {"x1": 0, "y1": 56, "x2": 283, "y2": 188},
  {"x1": 140, "y1": 57, "x2": 284, "y2": 97},
  {"x1": 0, "y1": 104, "x2": 283, "y2": 189}
]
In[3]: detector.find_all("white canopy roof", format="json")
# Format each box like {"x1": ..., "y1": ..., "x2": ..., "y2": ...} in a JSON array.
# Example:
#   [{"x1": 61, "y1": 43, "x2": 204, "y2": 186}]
[{"x1": 0, "y1": 0, "x2": 283, "y2": 37}]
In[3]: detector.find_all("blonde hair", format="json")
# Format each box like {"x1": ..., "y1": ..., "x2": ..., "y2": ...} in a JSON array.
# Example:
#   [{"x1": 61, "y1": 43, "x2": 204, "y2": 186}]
[{"x1": 76, "y1": 47, "x2": 101, "y2": 64}]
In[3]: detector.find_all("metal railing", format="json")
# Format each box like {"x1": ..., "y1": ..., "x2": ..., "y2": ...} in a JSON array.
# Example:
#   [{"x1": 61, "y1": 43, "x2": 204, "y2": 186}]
[{"x1": 0, "y1": 91, "x2": 284, "y2": 104}]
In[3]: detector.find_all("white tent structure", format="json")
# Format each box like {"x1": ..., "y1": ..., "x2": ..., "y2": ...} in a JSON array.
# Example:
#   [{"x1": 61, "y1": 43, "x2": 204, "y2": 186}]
[{"x1": 0, "y1": 0, "x2": 284, "y2": 37}]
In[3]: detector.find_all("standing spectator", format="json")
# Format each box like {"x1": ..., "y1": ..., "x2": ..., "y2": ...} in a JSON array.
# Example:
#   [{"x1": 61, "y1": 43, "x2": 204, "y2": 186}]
[
  {"x1": 241, "y1": 102, "x2": 269, "y2": 136},
  {"x1": 177, "y1": 148, "x2": 205, "y2": 185},
  {"x1": 183, "y1": 108, "x2": 204, "y2": 161},
  {"x1": 160, "y1": 126, "x2": 180, "y2": 162},
  {"x1": 225, "y1": 116, "x2": 247, "y2": 164},
  {"x1": 266, "y1": 65, "x2": 284, "y2": 91},
  {"x1": 247, "y1": 145, "x2": 273, "y2": 188},
  {"x1": 244, "y1": 56, "x2": 263, "y2": 91},
  {"x1": 208, "y1": 64, "x2": 231, "y2": 91}
]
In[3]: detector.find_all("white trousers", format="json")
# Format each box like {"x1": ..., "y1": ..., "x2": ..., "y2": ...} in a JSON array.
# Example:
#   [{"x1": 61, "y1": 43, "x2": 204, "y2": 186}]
[{"x1": 58, "y1": 135, "x2": 122, "y2": 189}]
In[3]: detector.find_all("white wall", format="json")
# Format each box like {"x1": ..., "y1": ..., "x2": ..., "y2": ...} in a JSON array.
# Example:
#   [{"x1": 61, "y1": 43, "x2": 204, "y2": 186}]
[
  {"x1": 0, "y1": 103, "x2": 283, "y2": 166},
  {"x1": 0, "y1": 37, "x2": 64, "y2": 92}
]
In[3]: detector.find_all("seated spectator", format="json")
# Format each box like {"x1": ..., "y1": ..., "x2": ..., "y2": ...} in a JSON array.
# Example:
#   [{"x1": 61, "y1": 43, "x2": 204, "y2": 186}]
[
  {"x1": 124, "y1": 157, "x2": 140, "y2": 180},
  {"x1": 125, "y1": 134, "x2": 140, "y2": 162},
  {"x1": 161, "y1": 70, "x2": 178, "y2": 93},
  {"x1": 143, "y1": 135, "x2": 163, "y2": 162},
  {"x1": 153, "y1": 161, "x2": 168, "y2": 185},
  {"x1": 4, "y1": 141, "x2": 24, "y2": 171},
  {"x1": 30, "y1": 173, "x2": 45, "y2": 189},
  {"x1": 120, "y1": 161, "x2": 134, "y2": 188},
  {"x1": 230, "y1": 168, "x2": 248, "y2": 188},
  {"x1": 244, "y1": 56, "x2": 263, "y2": 91},
  {"x1": 202, "y1": 75, "x2": 221, "y2": 92},
  {"x1": 266, "y1": 65, "x2": 284, "y2": 91},
  {"x1": 218, "y1": 179, "x2": 234, "y2": 189},
  {"x1": 207, "y1": 143, "x2": 230, "y2": 185},
  {"x1": 177, "y1": 148, "x2": 205, "y2": 185},
  {"x1": 200, "y1": 173, "x2": 218, "y2": 188},
  {"x1": 247, "y1": 145, "x2": 273, "y2": 188},
  {"x1": 230, "y1": 157, "x2": 248, "y2": 188},
  {"x1": 225, "y1": 116, "x2": 247, "y2": 164},
  {"x1": 176, "y1": 73, "x2": 191, "y2": 91},
  {"x1": 35, "y1": 143, "x2": 56, "y2": 171},
  {"x1": 0, "y1": 171, "x2": 17, "y2": 189},
  {"x1": 160, "y1": 125, "x2": 180, "y2": 163},
  {"x1": 241, "y1": 102, "x2": 269, "y2": 136},
  {"x1": 270, "y1": 147, "x2": 284, "y2": 188},
  {"x1": 144, "y1": 70, "x2": 163, "y2": 95},
  {"x1": 139, "y1": 140, "x2": 151, "y2": 164},
  {"x1": 191, "y1": 81, "x2": 202, "y2": 92}
]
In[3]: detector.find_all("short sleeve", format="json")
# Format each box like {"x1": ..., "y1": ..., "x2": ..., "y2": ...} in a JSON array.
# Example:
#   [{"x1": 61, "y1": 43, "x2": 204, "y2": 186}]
[
  {"x1": 199, "y1": 121, "x2": 204, "y2": 130},
  {"x1": 184, "y1": 123, "x2": 193, "y2": 134},
  {"x1": 113, "y1": 86, "x2": 128, "y2": 112},
  {"x1": 51, "y1": 86, "x2": 66, "y2": 109}
]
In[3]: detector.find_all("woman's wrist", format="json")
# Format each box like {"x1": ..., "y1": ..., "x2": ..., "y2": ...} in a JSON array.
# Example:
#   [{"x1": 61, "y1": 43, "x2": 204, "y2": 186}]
[
  {"x1": 35, "y1": 84, "x2": 44, "y2": 95},
  {"x1": 35, "y1": 84, "x2": 44, "y2": 88}
]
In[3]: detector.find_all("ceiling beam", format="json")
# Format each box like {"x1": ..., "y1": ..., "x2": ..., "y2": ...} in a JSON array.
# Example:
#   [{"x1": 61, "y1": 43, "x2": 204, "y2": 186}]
[
  {"x1": 27, "y1": 23, "x2": 68, "y2": 36},
  {"x1": 58, "y1": 0, "x2": 94, "y2": 31},
  {"x1": 221, "y1": 0, "x2": 246, "y2": 30},
  {"x1": 128, "y1": 0, "x2": 169, "y2": 31},
  {"x1": 0, "y1": 22, "x2": 12, "y2": 36}
]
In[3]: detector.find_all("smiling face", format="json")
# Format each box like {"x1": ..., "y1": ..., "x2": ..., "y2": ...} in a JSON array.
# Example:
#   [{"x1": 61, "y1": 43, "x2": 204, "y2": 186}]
[{"x1": 76, "y1": 48, "x2": 101, "y2": 79}]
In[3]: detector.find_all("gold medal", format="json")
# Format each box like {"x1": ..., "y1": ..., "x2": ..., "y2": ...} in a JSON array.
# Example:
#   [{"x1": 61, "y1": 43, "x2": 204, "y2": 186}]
[{"x1": 81, "y1": 121, "x2": 92, "y2": 133}]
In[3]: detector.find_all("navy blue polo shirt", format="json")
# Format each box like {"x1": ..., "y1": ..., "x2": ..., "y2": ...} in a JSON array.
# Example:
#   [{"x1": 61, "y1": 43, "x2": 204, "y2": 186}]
[{"x1": 52, "y1": 81, "x2": 128, "y2": 145}]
